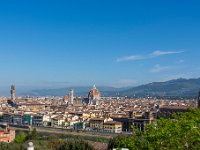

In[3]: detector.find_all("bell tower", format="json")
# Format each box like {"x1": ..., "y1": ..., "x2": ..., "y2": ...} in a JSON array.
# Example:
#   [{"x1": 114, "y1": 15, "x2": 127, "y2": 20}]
[
  {"x1": 11, "y1": 82, "x2": 16, "y2": 101},
  {"x1": 69, "y1": 89, "x2": 74, "y2": 105}
]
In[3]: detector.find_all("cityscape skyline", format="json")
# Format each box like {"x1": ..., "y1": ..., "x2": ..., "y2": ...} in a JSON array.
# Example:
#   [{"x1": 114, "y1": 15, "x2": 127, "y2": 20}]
[{"x1": 1, "y1": 1, "x2": 200, "y2": 89}]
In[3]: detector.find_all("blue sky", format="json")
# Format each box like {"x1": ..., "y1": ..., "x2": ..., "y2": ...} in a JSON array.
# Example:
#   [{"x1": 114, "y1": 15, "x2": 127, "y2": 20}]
[{"x1": 0, "y1": 0, "x2": 200, "y2": 89}]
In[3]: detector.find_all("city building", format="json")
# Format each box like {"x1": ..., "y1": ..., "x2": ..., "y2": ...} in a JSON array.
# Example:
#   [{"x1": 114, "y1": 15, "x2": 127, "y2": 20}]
[
  {"x1": 32, "y1": 115, "x2": 43, "y2": 126},
  {"x1": 13, "y1": 114, "x2": 23, "y2": 125},
  {"x1": 89, "y1": 117, "x2": 104, "y2": 131},
  {"x1": 23, "y1": 115, "x2": 32, "y2": 125},
  {"x1": 43, "y1": 114, "x2": 51, "y2": 127},
  {"x1": 157, "y1": 105, "x2": 188, "y2": 118},
  {"x1": 132, "y1": 112, "x2": 155, "y2": 131},
  {"x1": 0, "y1": 123, "x2": 15, "y2": 143},
  {"x1": 103, "y1": 121, "x2": 122, "y2": 133},
  {"x1": 112, "y1": 111, "x2": 155, "y2": 132},
  {"x1": 82, "y1": 98, "x2": 89, "y2": 105},
  {"x1": 74, "y1": 122, "x2": 84, "y2": 130},
  {"x1": 73, "y1": 97, "x2": 82, "y2": 105},
  {"x1": 2, "y1": 113, "x2": 12, "y2": 124},
  {"x1": 51, "y1": 115, "x2": 65, "y2": 128},
  {"x1": 112, "y1": 117, "x2": 130, "y2": 132}
]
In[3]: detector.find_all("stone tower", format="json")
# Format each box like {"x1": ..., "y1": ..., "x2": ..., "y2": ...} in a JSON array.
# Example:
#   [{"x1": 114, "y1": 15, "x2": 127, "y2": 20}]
[
  {"x1": 11, "y1": 82, "x2": 16, "y2": 101},
  {"x1": 69, "y1": 89, "x2": 74, "y2": 105}
]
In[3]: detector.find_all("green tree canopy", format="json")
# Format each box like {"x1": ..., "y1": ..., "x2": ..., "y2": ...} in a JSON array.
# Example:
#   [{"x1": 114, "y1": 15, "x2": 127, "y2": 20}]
[
  {"x1": 15, "y1": 131, "x2": 26, "y2": 144},
  {"x1": 27, "y1": 128, "x2": 38, "y2": 140},
  {"x1": 108, "y1": 108, "x2": 200, "y2": 150}
]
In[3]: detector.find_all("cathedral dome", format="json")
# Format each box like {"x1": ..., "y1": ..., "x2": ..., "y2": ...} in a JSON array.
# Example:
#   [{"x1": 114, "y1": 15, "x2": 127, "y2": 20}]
[{"x1": 88, "y1": 85, "x2": 100, "y2": 100}]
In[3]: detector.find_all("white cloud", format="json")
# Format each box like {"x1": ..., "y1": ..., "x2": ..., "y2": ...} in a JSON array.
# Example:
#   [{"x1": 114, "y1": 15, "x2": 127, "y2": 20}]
[
  {"x1": 116, "y1": 50, "x2": 184, "y2": 62},
  {"x1": 116, "y1": 55, "x2": 144, "y2": 62},
  {"x1": 151, "y1": 50, "x2": 184, "y2": 57},
  {"x1": 150, "y1": 64, "x2": 170, "y2": 73}
]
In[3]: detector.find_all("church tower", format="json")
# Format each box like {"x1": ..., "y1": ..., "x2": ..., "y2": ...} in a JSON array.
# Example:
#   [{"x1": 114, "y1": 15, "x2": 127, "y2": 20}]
[
  {"x1": 11, "y1": 83, "x2": 16, "y2": 101},
  {"x1": 69, "y1": 89, "x2": 74, "y2": 105}
]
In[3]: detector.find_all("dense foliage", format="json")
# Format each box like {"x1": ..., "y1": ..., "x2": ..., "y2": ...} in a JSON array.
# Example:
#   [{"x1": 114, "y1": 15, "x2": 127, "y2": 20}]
[
  {"x1": 0, "y1": 128, "x2": 95, "y2": 150},
  {"x1": 27, "y1": 128, "x2": 38, "y2": 140},
  {"x1": 108, "y1": 108, "x2": 200, "y2": 150},
  {"x1": 48, "y1": 139, "x2": 95, "y2": 150},
  {"x1": 15, "y1": 131, "x2": 27, "y2": 144},
  {"x1": 0, "y1": 142, "x2": 25, "y2": 150}
]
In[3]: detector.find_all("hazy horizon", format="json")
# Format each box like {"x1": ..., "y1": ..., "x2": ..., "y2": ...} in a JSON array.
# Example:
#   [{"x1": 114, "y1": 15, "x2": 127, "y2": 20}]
[{"x1": 1, "y1": 77, "x2": 200, "y2": 96}]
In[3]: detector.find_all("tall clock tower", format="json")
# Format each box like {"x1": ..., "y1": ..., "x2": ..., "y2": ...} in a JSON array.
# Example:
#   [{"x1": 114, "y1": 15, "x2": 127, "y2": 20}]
[{"x1": 11, "y1": 83, "x2": 16, "y2": 101}]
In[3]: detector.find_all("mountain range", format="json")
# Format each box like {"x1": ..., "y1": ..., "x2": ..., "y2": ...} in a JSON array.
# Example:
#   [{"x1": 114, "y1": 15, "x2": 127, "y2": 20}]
[
  {"x1": 21, "y1": 86, "x2": 128, "y2": 97},
  {"x1": 20, "y1": 78, "x2": 200, "y2": 99},
  {"x1": 120, "y1": 78, "x2": 200, "y2": 99}
]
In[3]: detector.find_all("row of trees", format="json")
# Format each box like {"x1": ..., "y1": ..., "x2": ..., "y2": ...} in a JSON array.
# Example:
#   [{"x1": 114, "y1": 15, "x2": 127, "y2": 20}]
[{"x1": 108, "y1": 108, "x2": 200, "y2": 150}]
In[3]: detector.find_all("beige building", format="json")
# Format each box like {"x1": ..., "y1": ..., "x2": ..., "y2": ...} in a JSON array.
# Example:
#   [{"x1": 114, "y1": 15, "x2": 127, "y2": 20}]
[
  {"x1": 103, "y1": 121, "x2": 122, "y2": 133},
  {"x1": 89, "y1": 118, "x2": 104, "y2": 130},
  {"x1": 51, "y1": 115, "x2": 65, "y2": 128}
]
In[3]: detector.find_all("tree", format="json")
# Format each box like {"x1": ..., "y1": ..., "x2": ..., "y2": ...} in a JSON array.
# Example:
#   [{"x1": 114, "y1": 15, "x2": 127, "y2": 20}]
[
  {"x1": 15, "y1": 131, "x2": 26, "y2": 144},
  {"x1": 27, "y1": 128, "x2": 38, "y2": 140},
  {"x1": 108, "y1": 108, "x2": 200, "y2": 150},
  {"x1": 15, "y1": 131, "x2": 27, "y2": 150}
]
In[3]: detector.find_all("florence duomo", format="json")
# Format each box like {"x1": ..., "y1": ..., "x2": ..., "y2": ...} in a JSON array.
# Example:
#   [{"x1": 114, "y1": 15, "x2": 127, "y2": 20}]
[{"x1": 88, "y1": 85, "x2": 101, "y2": 106}]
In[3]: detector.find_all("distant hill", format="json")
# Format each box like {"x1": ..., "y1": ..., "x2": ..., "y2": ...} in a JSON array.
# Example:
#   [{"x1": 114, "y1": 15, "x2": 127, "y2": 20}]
[
  {"x1": 21, "y1": 78, "x2": 200, "y2": 99},
  {"x1": 120, "y1": 78, "x2": 200, "y2": 99},
  {"x1": 21, "y1": 86, "x2": 127, "y2": 97}
]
